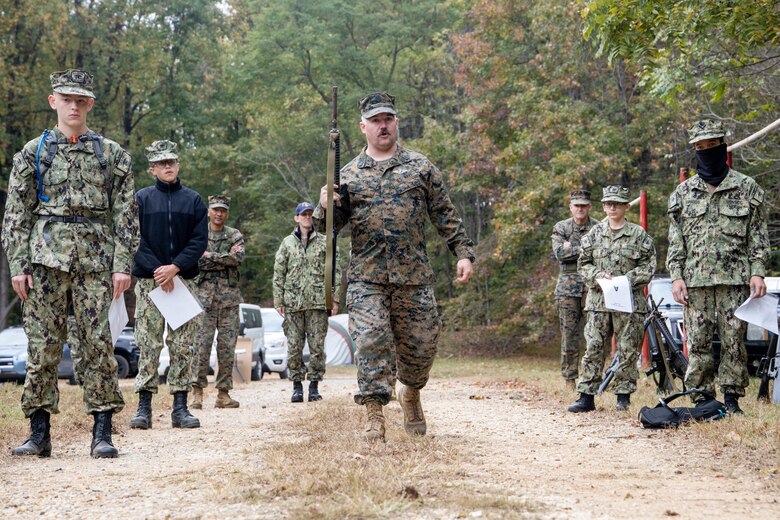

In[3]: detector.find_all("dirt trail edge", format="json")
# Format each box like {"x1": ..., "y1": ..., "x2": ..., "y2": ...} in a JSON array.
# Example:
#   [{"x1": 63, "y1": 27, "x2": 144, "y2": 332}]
[{"x1": 0, "y1": 376, "x2": 777, "y2": 519}]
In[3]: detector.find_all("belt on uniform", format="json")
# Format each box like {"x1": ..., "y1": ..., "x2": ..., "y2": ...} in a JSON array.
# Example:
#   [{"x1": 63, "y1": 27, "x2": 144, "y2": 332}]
[
  {"x1": 204, "y1": 270, "x2": 228, "y2": 279},
  {"x1": 559, "y1": 263, "x2": 578, "y2": 273},
  {"x1": 38, "y1": 215, "x2": 106, "y2": 225}
]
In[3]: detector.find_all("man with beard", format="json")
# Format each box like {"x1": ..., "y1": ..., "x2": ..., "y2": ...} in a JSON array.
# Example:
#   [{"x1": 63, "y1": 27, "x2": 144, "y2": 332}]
[
  {"x1": 314, "y1": 92, "x2": 475, "y2": 441},
  {"x1": 667, "y1": 119, "x2": 770, "y2": 414}
]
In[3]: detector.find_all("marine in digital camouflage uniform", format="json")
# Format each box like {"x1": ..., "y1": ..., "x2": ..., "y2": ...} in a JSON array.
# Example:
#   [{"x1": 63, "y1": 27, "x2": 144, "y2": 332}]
[
  {"x1": 314, "y1": 92, "x2": 475, "y2": 441},
  {"x1": 2, "y1": 69, "x2": 139, "y2": 458},
  {"x1": 551, "y1": 189, "x2": 598, "y2": 386},
  {"x1": 567, "y1": 186, "x2": 656, "y2": 413},
  {"x1": 191, "y1": 194, "x2": 244, "y2": 409},
  {"x1": 667, "y1": 119, "x2": 770, "y2": 414},
  {"x1": 273, "y1": 202, "x2": 340, "y2": 403},
  {"x1": 129, "y1": 140, "x2": 208, "y2": 430}
]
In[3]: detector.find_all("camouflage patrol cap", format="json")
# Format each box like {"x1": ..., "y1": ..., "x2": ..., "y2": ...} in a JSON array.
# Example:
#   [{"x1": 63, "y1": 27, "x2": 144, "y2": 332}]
[
  {"x1": 359, "y1": 92, "x2": 397, "y2": 119},
  {"x1": 569, "y1": 190, "x2": 591, "y2": 205},
  {"x1": 145, "y1": 140, "x2": 179, "y2": 163},
  {"x1": 208, "y1": 195, "x2": 230, "y2": 210},
  {"x1": 687, "y1": 119, "x2": 726, "y2": 144},
  {"x1": 601, "y1": 185, "x2": 630, "y2": 203},
  {"x1": 50, "y1": 69, "x2": 96, "y2": 99}
]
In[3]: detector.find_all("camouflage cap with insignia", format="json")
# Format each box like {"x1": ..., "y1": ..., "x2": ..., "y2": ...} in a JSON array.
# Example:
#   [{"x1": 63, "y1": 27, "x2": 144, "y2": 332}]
[
  {"x1": 601, "y1": 185, "x2": 630, "y2": 203},
  {"x1": 208, "y1": 194, "x2": 230, "y2": 210},
  {"x1": 687, "y1": 119, "x2": 726, "y2": 144},
  {"x1": 359, "y1": 92, "x2": 397, "y2": 119},
  {"x1": 145, "y1": 140, "x2": 179, "y2": 163},
  {"x1": 50, "y1": 69, "x2": 96, "y2": 99},
  {"x1": 569, "y1": 189, "x2": 591, "y2": 205}
]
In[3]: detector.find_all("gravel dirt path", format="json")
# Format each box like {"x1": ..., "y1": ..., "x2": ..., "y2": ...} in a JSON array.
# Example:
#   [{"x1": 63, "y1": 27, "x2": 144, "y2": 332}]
[{"x1": 0, "y1": 373, "x2": 777, "y2": 519}]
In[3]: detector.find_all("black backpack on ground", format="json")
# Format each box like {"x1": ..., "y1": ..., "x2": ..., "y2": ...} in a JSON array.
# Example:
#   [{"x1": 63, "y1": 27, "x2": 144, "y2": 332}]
[{"x1": 638, "y1": 389, "x2": 728, "y2": 429}]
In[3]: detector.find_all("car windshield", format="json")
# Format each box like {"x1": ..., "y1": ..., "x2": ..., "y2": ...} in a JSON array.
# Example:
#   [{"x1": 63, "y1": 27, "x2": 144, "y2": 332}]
[
  {"x1": 648, "y1": 279, "x2": 677, "y2": 308},
  {"x1": 0, "y1": 328, "x2": 28, "y2": 347},
  {"x1": 261, "y1": 310, "x2": 284, "y2": 333}
]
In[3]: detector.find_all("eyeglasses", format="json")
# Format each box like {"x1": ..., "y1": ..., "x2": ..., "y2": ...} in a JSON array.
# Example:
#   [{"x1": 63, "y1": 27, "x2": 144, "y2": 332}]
[
  {"x1": 152, "y1": 159, "x2": 177, "y2": 167},
  {"x1": 602, "y1": 202, "x2": 625, "y2": 208}
]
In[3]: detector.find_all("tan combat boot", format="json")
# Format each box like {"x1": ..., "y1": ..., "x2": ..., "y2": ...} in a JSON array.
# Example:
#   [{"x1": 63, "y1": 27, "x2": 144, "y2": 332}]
[
  {"x1": 398, "y1": 384, "x2": 426, "y2": 436},
  {"x1": 191, "y1": 386, "x2": 203, "y2": 410},
  {"x1": 364, "y1": 400, "x2": 385, "y2": 442},
  {"x1": 215, "y1": 389, "x2": 240, "y2": 409}
]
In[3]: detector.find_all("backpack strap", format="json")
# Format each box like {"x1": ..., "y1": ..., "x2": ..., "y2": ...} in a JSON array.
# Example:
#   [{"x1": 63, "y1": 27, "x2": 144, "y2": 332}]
[
  {"x1": 86, "y1": 132, "x2": 113, "y2": 206},
  {"x1": 34, "y1": 130, "x2": 55, "y2": 202},
  {"x1": 660, "y1": 388, "x2": 716, "y2": 407}
]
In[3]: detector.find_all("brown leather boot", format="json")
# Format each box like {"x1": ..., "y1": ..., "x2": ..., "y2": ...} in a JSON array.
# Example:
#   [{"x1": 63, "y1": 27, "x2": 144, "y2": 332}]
[
  {"x1": 398, "y1": 384, "x2": 426, "y2": 436},
  {"x1": 191, "y1": 386, "x2": 203, "y2": 409},
  {"x1": 215, "y1": 389, "x2": 240, "y2": 409},
  {"x1": 364, "y1": 400, "x2": 385, "y2": 442}
]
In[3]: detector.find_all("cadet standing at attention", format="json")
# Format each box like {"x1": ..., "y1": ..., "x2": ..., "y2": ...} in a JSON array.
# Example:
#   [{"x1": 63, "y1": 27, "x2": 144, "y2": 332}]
[
  {"x1": 667, "y1": 119, "x2": 769, "y2": 414},
  {"x1": 273, "y1": 202, "x2": 340, "y2": 403},
  {"x1": 130, "y1": 140, "x2": 208, "y2": 430},
  {"x1": 315, "y1": 92, "x2": 475, "y2": 441},
  {"x1": 2, "y1": 69, "x2": 139, "y2": 458},
  {"x1": 191, "y1": 194, "x2": 245, "y2": 410},
  {"x1": 568, "y1": 186, "x2": 656, "y2": 413},
  {"x1": 551, "y1": 189, "x2": 598, "y2": 390}
]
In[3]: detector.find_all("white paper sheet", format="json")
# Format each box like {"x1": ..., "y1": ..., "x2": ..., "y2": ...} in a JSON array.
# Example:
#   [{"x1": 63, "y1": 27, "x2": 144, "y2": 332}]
[
  {"x1": 735, "y1": 292, "x2": 779, "y2": 334},
  {"x1": 148, "y1": 276, "x2": 203, "y2": 330},
  {"x1": 108, "y1": 295, "x2": 129, "y2": 346},
  {"x1": 596, "y1": 276, "x2": 634, "y2": 313}
]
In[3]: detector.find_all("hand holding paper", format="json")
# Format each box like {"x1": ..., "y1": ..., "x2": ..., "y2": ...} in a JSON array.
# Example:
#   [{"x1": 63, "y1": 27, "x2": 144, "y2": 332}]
[
  {"x1": 596, "y1": 275, "x2": 634, "y2": 313},
  {"x1": 735, "y1": 292, "x2": 779, "y2": 334},
  {"x1": 148, "y1": 276, "x2": 203, "y2": 330}
]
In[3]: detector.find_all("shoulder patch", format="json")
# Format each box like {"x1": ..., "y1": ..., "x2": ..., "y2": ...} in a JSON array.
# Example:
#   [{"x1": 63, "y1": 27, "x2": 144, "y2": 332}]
[
  {"x1": 581, "y1": 234, "x2": 592, "y2": 250},
  {"x1": 667, "y1": 190, "x2": 681, "y2": 213},
  {"x1": 750, "y1": 185, "x2": 765, "y2": 207},
  {"x1": 12, "y1": 152, "x2": 32, "y2": 176},
  {"x1": 115, "y1": 150, "x2": 132, "y2": 175},
  {"x1": 641, "y1": 234, "x2": 654, "y2": 252}
]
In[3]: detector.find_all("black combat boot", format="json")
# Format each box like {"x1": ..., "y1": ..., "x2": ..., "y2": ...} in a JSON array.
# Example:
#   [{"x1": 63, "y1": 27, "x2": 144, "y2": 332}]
[
  {"x1": 91, "y1": 412, "x2": 119, "y2": 458},
  {"x1": 724, "y1": 394, "x2": 744, "y2": 415},
  {"x1": 616, "y1": 394, "x2": 631, "y2": 411},
  {"x1": 129, "y1": 390, "x2": 153, "y2": 429},
  {"x1": 308, "y1": 380, "x2": 322, "y2": 402},
  {"x1": 291, "y1": 381, "x2": 304, "y2": 403},
  {"x1": 11, "y1": 408, "x2": 52, "y2": 457},
  {"x1": 171, "y1": 391, "x2": 201, "y2": 428},
  {"x1": 567, "y1": 393, "x2": 596, "y2": 413}
]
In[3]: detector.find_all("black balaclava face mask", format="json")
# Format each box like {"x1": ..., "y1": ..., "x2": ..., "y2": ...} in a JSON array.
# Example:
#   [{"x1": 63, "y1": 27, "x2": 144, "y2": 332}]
[{"x1": 695, "y1": 142, "x2": 729, "y2": 186}]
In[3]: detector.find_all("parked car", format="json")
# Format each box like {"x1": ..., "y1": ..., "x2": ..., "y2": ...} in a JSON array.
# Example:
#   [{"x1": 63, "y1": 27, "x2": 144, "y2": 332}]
[
  {"x1": 259, "y1": 307, "x2": 290, "y2": 379},
  {"x1": 647, "y1": 274, "x2": 779, "y2": 375},
  {"x1": 239, "y1": 303, "x2": 265, "y2": 381},
  {"x1": 113, "y1": 326, "x2": 141, "y2": 379},
  {"x1": 0, "y1": 326, "x2": 75, "y2": 383},
  {"x1": 158, "y1": 302, "x2": 264, "y2": 383}
]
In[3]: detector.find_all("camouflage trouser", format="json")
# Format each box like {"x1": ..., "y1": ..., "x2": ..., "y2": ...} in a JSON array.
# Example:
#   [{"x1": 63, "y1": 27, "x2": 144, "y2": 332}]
[
  {"x1": 133, "y1": 278, "x2": 198, "y2": 394},
  {"x1": 21, "y1": 265, "x2": 124, "y2": 417},
  {"x1": 577, "y1": 310, "x2": 644, "y2": 395},
  {"x1": 192, "y1": 280, "x2": 241, "y2": 390},
  {"x1": 348, "y1": 282, "x2": 441, "y2": 406},
  {"x1": 283, "y1": 309, "x2": 328, "y2": 382},
  {"x1": 684, "y1": 285, "x2": 750, "y2": 398},
  {"x1": 555, "y1": 295, "x2": 586, "y2": 380},
  {"x1": 66, "y1": 312, "x2": 83, "y2": 385}
]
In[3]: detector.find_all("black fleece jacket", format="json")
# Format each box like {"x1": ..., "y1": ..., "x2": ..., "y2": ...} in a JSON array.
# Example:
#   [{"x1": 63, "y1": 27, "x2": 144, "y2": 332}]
[{"x1": 132, "y1": 178, "x2": 208, "y2": 280}]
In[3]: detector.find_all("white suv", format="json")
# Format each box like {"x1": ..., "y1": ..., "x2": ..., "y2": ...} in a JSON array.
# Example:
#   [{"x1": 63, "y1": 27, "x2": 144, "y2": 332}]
[{"x1": 259, "y1": 307, "x2": 290, "y2": 379}]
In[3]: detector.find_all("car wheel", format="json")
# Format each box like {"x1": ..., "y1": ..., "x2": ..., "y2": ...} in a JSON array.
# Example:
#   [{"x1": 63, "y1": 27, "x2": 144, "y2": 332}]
[
  {"x1": 67, "y1": 374, "x2": 78, "y2": 386},
  {"x1": 279, "y1": 368, "x2": 289, "y2": 379},
  {"x1": 115, "y1": 354, "x2": 130, "y2": 379},
  {"x1": 251, "y1": 363, "x2": 263, "y2": 381},
  {"x1": 159, "y1": 368, "x2": 169, "y2": 385}
]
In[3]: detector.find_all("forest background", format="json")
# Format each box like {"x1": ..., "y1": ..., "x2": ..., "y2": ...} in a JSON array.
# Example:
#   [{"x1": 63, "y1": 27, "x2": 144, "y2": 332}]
[{"x1": 1, "y1": 0, "x2": 778, "y2": 353}]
